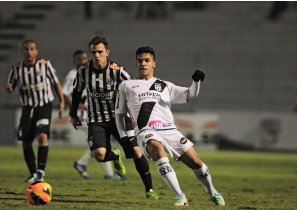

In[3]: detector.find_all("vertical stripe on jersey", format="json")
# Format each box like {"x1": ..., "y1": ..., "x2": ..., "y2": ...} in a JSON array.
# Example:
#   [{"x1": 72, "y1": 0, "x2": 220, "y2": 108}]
[
  {"x1": 103, "y1": 68, "x2": 113, "y2": 120},
  {"x1": 22, "y1": 64, "x2": 30, "y2": 105},
  {"x1": 95, "y1": 71, "x2": 106, "y2": 122},
  {"x1": 137, "y1": 102, "x2": 156, "y2": 130},
  {"x1": 17, "y1": 66, "x2": 25, "y2": 105}
]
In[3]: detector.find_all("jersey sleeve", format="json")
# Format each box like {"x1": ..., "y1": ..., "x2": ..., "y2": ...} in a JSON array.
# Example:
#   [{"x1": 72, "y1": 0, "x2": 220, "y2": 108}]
[
  {"x1": 115, "y1": 81, "x2": 128, "y2": 115},
  {"x1": 115, "y1": 81, "x2": 128, "y2": 138},
  {"x1": 46, "y1": 60, "x2": 59, "y2": 84},
  {"x1": 70, "y1": 69, "x2": 85, "y2": 118},
  {"x1": 7, "y1": 66, "x2": 17, "y2": 85},
  {"x1": 62, "y1": 70, "x2": 76, "y2": 96},
  {"x1": 120, "y1": 67, "x2": 131, "y2": 81},
  {"x1": 167, "y1": 80, "x2": 200, "y2": 104}
]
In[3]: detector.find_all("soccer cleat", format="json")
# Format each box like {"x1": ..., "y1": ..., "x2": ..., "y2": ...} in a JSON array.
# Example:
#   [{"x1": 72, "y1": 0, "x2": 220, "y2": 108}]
[
  {"x1": 146, "y1": 189, "x2": 159, "y2": 199},
  {"x1": 104, "y1": 172, "x2": 127, "y2": 180},
  {"x1": 24, "y1": 174, "x2": 36, "y2": 183},
  {"x1": 112, "y1": 149, "x2": 126, "y2": 177},
  {"x1": 173, "y1": 193, "x2": 188, "y2": 206},
  {"x1": 212, "y1": 192, "x2": 225, "y2": 206},
  {"x1": 35, "y1": 169, "x2": 45, "y2": 181},
  {"x1": 73, "y1": 161, "x2": 91, "y2": 179}
]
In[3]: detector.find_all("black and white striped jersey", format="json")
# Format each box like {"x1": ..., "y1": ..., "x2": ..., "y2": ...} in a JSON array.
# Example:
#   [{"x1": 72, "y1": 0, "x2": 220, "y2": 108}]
[
  {"x1": 71, "y1": 60, "x2": 131, "y2": 123},
  {"x1": 7, "y1": 59, "x2": 59, "y2": 107}
]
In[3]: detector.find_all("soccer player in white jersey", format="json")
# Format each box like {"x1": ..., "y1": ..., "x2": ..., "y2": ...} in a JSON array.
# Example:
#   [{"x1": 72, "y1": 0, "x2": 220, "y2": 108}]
[
  {"x1": 115, "y1": 46, "x2": 225, "y2": 206},
  {"x1": 6, "y1": 39, "x2": 65, "y2": 182},
  {"x1": 63, "y1": 50, "x2": 119, "y2": 180}
]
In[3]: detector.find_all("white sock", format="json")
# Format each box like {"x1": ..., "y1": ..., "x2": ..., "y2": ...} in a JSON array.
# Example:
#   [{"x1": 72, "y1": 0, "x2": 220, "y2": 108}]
[
  {"x1": 193, "y1": 163, "x2": 218, "y2": 196},
  {"x1": 156, "y1": 157, "x2": 182, "y2": 196},
  {"x1": 102, "y1": 161, "x2": 114, "y2": 177},
  {"x1": 77, "y1": 149, "x2": 92, "y2": 165}
]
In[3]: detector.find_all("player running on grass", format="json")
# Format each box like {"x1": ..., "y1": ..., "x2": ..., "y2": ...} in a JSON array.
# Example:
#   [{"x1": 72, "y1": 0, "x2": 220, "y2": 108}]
[
  {"x1": 63, "y1": 49, "x2": 120, "y2": 180},
  {"x1": 70, "y1": 36, "x2": 158, "y2": 199},
  {"x1": 115, "y1": 46, "x2": 225, "y2": 206}
]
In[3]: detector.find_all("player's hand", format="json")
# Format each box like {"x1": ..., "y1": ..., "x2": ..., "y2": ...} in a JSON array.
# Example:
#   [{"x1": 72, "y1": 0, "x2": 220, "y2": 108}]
[
  {"x1": 6, "y1": 83, "x2": 14, "y2": 93},
  {"x1": 71, "y1": 116, "x2": 82, "y2": 130},
  {"x1": 192, "y1": 70, "x2": 205, "y2": 82}
]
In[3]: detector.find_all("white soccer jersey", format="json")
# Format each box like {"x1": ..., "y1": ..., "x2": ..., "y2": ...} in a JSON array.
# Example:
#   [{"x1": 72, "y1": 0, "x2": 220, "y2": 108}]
[
  {"x1": 115, "y1": 77, "x2": 200, "y2": 136},
  {"x1": 62, "y1": 68, "x2": 88, "y2": 121}
]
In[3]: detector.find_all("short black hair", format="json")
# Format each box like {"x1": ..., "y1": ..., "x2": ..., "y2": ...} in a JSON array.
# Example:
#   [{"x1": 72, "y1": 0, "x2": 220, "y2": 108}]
[
  {"x1": 22, "y1": 39, "x2": 37, "y2": 49},
  {"x1": 136, "y1": 46, "x2": 156, "y2": 60},
  {"x1": 73, "y1": 49, "x2": 86, "y2": 58},
  {"x1": 88, "y1": 36, "x2": 109, "y2": 49}
]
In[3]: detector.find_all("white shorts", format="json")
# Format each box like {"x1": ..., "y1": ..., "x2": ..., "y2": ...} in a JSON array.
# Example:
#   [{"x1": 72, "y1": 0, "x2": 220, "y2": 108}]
[{"x1": 137, "y1": 129, "x2": 194, "y2": 160}]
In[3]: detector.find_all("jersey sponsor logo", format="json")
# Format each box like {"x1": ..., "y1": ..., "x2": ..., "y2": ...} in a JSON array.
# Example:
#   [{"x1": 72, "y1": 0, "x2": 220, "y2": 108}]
[
  {"x1": 148, "y1": 120, "x2": 172, "y2": 129},
  {"x1": 145, "y1": 133, "x2": 153, "y2": 139},
  {"x1": 89, "y1": 91, "x2": 114, "y2": 100},
  {"x1": 180, "y1": 137, "x2": 187, "y2": 144},
  {"x1": 138, "y1": 92, "x2": 161, "y2": 101},
  {"x1": 21, "y1": 82, "x2": 44, "y2": 91}
]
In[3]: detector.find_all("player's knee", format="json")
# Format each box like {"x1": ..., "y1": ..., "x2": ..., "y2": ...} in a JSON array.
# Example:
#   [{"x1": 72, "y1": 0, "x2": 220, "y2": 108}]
[
  {"x1": 37, "y1": 133, "x2": 48, "y2": 146},
  {"x1": 92, "y1": 149, "x2": 106, "y2": 162},
  {"x1": 146, "y1": 140, "x2": 164, "y2": 160},
  {"x1": 133, "y1": 146, "x2": 143, "y2": 158}
]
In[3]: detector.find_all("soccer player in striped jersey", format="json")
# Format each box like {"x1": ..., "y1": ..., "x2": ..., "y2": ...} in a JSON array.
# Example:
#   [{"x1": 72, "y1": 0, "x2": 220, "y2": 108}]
[
  {"x1": 63, "y1": 49, "x2": 119, "y2": 180},
  {"x1": 70, "y1": 36, "x2": 158, "y2": 199},
  {"x1": 115, "y1": 46, "x2": 225, "y2": 206},
  {"x1": 6, "y1": 39, "x2": 65, "y2": 182}
]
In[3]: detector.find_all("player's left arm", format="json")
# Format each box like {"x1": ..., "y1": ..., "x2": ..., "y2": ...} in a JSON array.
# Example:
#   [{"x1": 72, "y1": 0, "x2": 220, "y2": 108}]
[
  {"x1": 6, "y1": 66, "x2": 17, "y2": 93},
  {"x1": 169, "y1": 70, "x2": 205, "y2": 103},
  {"x1": 115, "y1": 82, "x2": 128, "y2": 138}
]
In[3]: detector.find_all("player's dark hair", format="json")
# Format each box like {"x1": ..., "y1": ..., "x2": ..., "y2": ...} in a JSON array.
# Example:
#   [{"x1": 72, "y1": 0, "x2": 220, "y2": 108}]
[
  {"x1": 22, "y1": 39, "x2": 37, "y2": 50},
  {"x1": 136, "y1": 46, "x2": 156, "y2": 60},
  {"x1": 73, "y1": 49, "x2": 86, "y2": 58},
  {"x1": 88, "y1": 36, "x2": 109, "y2": 49}
]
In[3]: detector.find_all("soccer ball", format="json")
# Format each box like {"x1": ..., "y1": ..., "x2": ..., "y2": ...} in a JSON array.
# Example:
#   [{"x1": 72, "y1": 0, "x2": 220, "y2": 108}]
[{"x1": 26, "y1": 181, "x2": 53, "y2": 205}]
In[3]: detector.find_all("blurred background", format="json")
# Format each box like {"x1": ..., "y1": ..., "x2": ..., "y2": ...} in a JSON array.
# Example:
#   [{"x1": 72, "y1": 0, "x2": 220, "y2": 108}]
[{"x1": 0, "y1": 1, "x2": 296, "y2": 151}]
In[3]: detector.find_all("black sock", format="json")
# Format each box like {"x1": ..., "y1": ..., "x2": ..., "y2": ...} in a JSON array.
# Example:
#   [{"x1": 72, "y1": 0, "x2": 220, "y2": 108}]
[
  {"x1": 134, "y1": 155, "x2": 153, "y2": 192},
  {"x1": 23, "y1": 146, "x2": 36, "y2": 175},
  {"x1": 37, "y1": 146, "x2": 48, "y2": 170},
  {"x1": 103, "y1": 149, "x2": 119, "y2": 162}
]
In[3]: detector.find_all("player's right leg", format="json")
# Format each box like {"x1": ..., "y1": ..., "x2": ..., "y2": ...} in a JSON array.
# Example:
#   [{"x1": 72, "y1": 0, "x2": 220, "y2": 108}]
[
  {"x1": 19, "y1": 107, "x2": 37, "y2": 182},
  {"x1": 145, "y1": 138, "x2": 187, "y2": 206},
  {"x1": 88, "y1": 123, "x2": 126, "y2": 177}
]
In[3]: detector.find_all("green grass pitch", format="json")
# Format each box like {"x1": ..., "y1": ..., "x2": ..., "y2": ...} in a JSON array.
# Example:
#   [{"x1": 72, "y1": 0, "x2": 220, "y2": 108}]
[{"x1": 0, "y1": 146, "x2": 297, "y2": 210}]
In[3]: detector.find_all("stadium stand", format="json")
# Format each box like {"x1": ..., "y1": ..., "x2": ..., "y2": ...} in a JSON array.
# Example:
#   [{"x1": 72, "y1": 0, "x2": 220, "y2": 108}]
[{"x1": 0, "y1": 2, "x2": 296, "y2": 144}]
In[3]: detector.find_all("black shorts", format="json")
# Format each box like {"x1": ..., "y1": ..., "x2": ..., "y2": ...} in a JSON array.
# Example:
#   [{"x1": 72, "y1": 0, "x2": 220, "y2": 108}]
[
  {"x1": 17, "y1": 103, "x2": 52, "y2": 142},
  {"x1": 88, "y1": 118, "x2": 138, "y2": 159}
]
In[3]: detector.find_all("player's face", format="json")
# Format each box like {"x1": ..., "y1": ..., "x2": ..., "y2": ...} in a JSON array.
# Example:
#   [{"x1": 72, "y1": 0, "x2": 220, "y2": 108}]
[
  {"x1": 89, "y1": 43, "x2": 110, "y2": 69},
  {"x1": 74, "y1": 53, "x2": 88, "y2": 69},
  {"x1": 136, "y1": 53, "x2": 156, "y2": 80},
  {"x1": 22, "y1": 42, "x2": 38, "y2": 64}
]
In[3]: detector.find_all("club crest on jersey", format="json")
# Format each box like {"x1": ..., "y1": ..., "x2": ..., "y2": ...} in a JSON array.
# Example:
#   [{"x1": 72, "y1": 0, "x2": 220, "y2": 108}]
[{"x1": 154, "y1": 83, "x2": 162, "y2": 92}]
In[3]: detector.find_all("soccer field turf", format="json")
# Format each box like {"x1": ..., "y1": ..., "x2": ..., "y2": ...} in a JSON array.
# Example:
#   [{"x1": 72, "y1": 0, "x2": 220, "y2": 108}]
[{"x1": 0, "y1": 146, "x2": 296, "y2": 210}]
